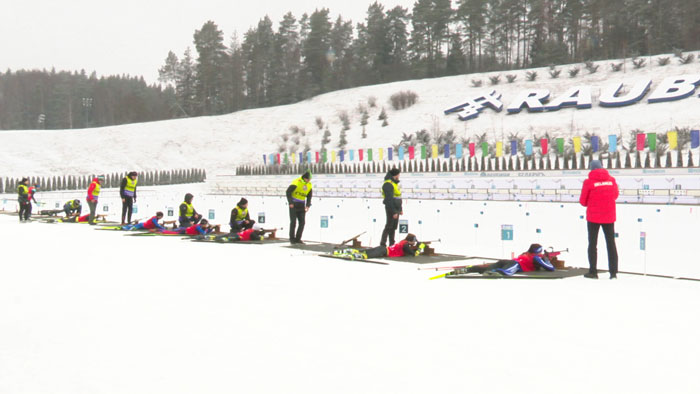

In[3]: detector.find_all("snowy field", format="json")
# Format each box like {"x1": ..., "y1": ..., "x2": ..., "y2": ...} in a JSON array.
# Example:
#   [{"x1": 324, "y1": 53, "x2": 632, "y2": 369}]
[{"x1": 2, "y1": 187, "x2": 700, "y2": 394}]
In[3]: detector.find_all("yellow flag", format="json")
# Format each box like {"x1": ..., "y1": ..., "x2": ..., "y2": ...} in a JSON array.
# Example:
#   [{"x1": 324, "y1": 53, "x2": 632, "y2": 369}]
[
  {"x1": 290, "y1": 152, "x2": 296, "y2": 164},
  {"x1": 331, "y1": 150, "x2": 337, "y2": 162},
  {"x1": 573, "y1": 137, "x2": 581, "y2": 153},
  {"x1": 378, "y1": 148, "x2": 384, "y2": 161},
  {"x1": 496, "y1": 141, "x2": 503, "y2": 157},
  {"x1": 431, "y1": 144, "x2": 438, "y2": 158},
  {"x1": 668, "y1": 131, "x2": 678, "y2": 150}
]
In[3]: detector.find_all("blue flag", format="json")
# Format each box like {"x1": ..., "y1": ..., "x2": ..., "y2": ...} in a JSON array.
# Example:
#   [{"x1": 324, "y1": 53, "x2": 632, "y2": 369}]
[
  {"x1": 608, "y1": 135, "x2": 617, "y2": 153},
  {"x1": 349, "y1": 149, "x2": 355, "y2": 161},
  {"x1": 388, "y1": 147, "x2": 393, "y2": 160},
  {"x1": 692, "y1": 130, "x2": 700, "y2": 149},
  {"x1": 398, "y1": 146, "x2": 405, "y2": 160},
  {"x1": 525, "y1": 140, "x2": 533, "y2": 156},
  {"x1": 455, "y1": 143, "x2": 463, "y2": 159},
  {"x1": 444, "y1": 144, "x2": 450, "y2": 158},
  {"x1": 591, "y1": 136, "x2": 599, "y2": 153},
  {"x1": 510, "y1": 141, "x2": 517, "y2": 155}
]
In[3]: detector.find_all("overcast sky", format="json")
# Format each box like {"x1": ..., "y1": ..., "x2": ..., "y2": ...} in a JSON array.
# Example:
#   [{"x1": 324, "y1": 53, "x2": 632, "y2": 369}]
[{"x1": 1, "y1": 0, "x2": 418, "y2": 85}]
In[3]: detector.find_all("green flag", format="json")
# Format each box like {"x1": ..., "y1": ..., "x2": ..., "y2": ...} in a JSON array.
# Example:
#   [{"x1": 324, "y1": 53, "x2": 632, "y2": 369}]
[
  {"x1": 420, "y1": 145, "x2": 426, "y2": 159},
  {"x1": 368, "y1": 148, "x2": 373, "y2": 161},
  {"x1": 556, "y1": 138, "x2": 564, "y2": 154},
  {"x1": 481, "y1": 142, "x2": 489, "y2": 156},
  {"x1": 322, "y1": 150, "x2": 327, "y2": 163},
  {"x1": 284, "y1": 152, "x2": 289, "y2": 164},
  {"x1": 648, "y1": 133, "x2": 656, "y2": 151}
]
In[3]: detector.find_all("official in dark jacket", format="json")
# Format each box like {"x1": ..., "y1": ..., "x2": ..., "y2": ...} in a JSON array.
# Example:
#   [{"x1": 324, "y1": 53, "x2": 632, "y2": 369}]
[
  {"x1": 380, "y1": 168, "x2": 402, "y2": 246},
  {"x1": 580, "y1": 160, "x2": 619, "y2": 279}
]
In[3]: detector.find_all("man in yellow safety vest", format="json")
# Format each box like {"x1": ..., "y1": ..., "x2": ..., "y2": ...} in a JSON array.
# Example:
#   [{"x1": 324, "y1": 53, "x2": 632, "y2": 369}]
[
  {"x1": 120, "y1": 171, "x2": 138, "y2": 224},
  {"x1": 286, "y1": 171, "x2": 312, "y2": 244},
  {"x1": 380, "y1": 168, "x2": 402, "y2": 246}
]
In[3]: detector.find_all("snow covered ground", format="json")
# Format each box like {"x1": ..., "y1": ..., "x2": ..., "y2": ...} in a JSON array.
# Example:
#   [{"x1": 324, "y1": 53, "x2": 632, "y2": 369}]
[
  {"x1": 0, "y1": 55, "x2": 698, "y2": 177},
  {"x1": 1, "y1": 213, "x2": 699, "y2": 394},
  {"x1": 1, "y1": 186, "x2": 699, "y2": 394}
]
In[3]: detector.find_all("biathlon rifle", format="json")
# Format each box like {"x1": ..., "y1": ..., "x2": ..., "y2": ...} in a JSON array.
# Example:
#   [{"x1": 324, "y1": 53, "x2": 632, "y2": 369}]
[
  {"x1": 340, "y1": 231, "x2": 366, "y2": 246},
  {"x1": 544, "y1": 247, "x2": 568, "y2": 258}
]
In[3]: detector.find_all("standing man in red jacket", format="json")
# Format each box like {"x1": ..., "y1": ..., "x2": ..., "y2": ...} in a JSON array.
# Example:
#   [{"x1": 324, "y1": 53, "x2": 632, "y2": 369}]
[
  {"x1": 86, "y1": 175, "x2": 104, "y2": 225},
  {"x1": 580, "y1": 160, "x2": 619, "y2": 279}
]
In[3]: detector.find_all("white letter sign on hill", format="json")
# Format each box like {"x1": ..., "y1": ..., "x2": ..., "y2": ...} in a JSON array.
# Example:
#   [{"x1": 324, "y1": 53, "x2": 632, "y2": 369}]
[
  {"x1": 599, "y1": 79, "x2": 652, "y2": 107},
  {"x1": 445, "y1": 74, "x2": 700, "y2": 122},
  {"x1": 544, "y1": 86, "x2": 592, "y2": 110},
  {"x1": 506, "y1": 89, "x2": 550, "y2": 113},
  {"x1": 647, "y1": 75, "x2": 700, "y2": 103},
  {"x1": 444, "y1": 90, "x2": 503, "y2": 120}
]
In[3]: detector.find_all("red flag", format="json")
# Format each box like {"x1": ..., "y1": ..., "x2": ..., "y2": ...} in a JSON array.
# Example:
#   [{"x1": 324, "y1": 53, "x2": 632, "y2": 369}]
[
  {"x1": 469, "y1": 143, "x2": 475, "y2": 157},
  {"x1": 276, "y1": 153, "x2": 281, "y2": 164},
  {"x1": 359, "y1": 149, "x2": 364, "y2": 161},
  {"x1": 315, "y1": 151, "x2": 320, "y2": 163},
  {"x1": 408, "y1": 146, "x2": 415, "y2": 159},
  {"x1": 540, "y1": 139, "x2": 548, "y2": 155},
  {"x1": 636, "y1": 133, "x2": 646, "y2": 151}
]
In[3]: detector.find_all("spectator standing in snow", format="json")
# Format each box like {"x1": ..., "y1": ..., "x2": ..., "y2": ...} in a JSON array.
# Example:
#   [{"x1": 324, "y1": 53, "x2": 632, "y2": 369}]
[{"x1": 580, "y1": 160, "x2": 619, "y2": 279}]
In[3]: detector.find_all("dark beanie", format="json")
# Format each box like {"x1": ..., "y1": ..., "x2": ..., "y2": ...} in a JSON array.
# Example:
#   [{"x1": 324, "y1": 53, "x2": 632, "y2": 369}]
[
  {"x1": 405, "y1": 233, "x2": 416, "y2": 242},
  {"x1": 528, "y1": 243, "x2": 543, "y2": 254},
  {"x1": 302, "y1": 171, "x2": 311, "y2": 180},
  {"x1": 238, "y1": 198, "x2": 248, "y2": 206},
  {"x1": 589, "y1": 160, "x2": 603, "y2": 170},
  {"x1": 389, "y1": 168, "x2": 400, "y2": 176}
]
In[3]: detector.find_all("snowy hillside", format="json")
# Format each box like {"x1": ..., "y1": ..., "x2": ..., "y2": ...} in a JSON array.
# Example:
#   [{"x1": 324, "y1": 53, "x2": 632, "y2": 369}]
[{"x1": 1, "y1": 55, "x2": 699, "y2": 177}]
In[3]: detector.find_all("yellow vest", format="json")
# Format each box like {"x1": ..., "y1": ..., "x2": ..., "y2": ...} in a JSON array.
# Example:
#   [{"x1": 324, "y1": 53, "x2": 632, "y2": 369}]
[
  {"x1": 182, "y1": 201, "x2": 194, "y2": 217},
  {"x1": 290, "y1": 178, "x2": 312, "y2": 201},
  {"x1": 235, "y1": 207, "x2": 248, "y2": 221},
  {"x1": 71, "y1": 199, "x2": 81, "y2": 208},
  {"x1": 381, "y1": 179, "x2": 401, "y2": 198},
  {"x1": 124, "y1": 177, "x2": 138, "y2": 192},
  {"x1": 91, "y1": 181, "x2": 101, "y2": 196},
  {"x1": 18, "y1": 184, "x2": 28, "y2": 195}
]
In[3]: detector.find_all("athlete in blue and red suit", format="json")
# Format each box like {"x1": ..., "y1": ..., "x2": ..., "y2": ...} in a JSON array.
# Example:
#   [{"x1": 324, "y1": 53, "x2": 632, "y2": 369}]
[{"x1": 460, "y1": 243, "x2": 554, "y2": 276}]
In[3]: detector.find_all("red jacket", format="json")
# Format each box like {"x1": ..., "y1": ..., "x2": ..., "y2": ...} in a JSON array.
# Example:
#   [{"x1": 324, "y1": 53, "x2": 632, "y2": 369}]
[
  {"x1": 87, "y1": 178, "x2": 101, "y2": 202},
  {"x1": 580, "y1": 168, "x2": 619, "y2": 223},
  {"x1": 387, "y1": 240, "x2": 409, "y2": 257},
  {"x1": 515, "y1": 253, "x2": 539, "y2": 272},
  {"x1": 238, "y1": 228, "x2": 255, "y2": 241}
]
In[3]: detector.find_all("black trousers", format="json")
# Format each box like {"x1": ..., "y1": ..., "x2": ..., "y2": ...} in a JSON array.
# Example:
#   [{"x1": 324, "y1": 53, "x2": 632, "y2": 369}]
[
  {"x1": 289, "y1": 207, "x2": 306, "y2": 241},
  {"x1": 467, "y1": 260, "x2": 518, "y2": 273},
  {"x1": 19, "y1": 202, "x2": 31, "y2": 221},
  {"x1": 364, "y1": 246, "x2": 388, "y2": 259},
  {"x1": 87, "y1": 200, "x2": 98, "y2": 224},
  {"x1": 121, "y1": 197, "x2": 134, "y2": 224},
  {"x1": 230, "y1": 220, "x2": 255, "y2": 233},
  {"x1": 380, "y1": 207, "x2": 399, "y2": 246},
  {"x1": 587, "y1": 222, "x2": 618, "y2": 276},
  {"x1": 179, "y1": 215, "x2": 201, "y2": 228}
]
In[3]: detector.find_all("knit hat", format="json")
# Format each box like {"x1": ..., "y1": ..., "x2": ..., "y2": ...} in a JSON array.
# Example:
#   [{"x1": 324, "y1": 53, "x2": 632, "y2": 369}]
[
  {"x1": 405, "y1": 233, "x2": 417, "y2": 242},
  {"x1": 20, "y1": 177, "x2": 29, "y2": 183},
  {"x1": 128, "y1": 171, "x2": 138, "y2": 177},
  {"x1": 589, "y1": 160, "x2": 603, "y2": 170},
  {"x1": 528, "y1": 243, "x2": 543, "y2": 254},
  {"x1": 238, "y1": 198, "x2": 248, "y2": 206},
  {"x1": 301, "y1": 171, "x2": 311, "y2": 180},
  {"x1": 389, "y1": 168, "x2": 400, "y2": 177}
]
